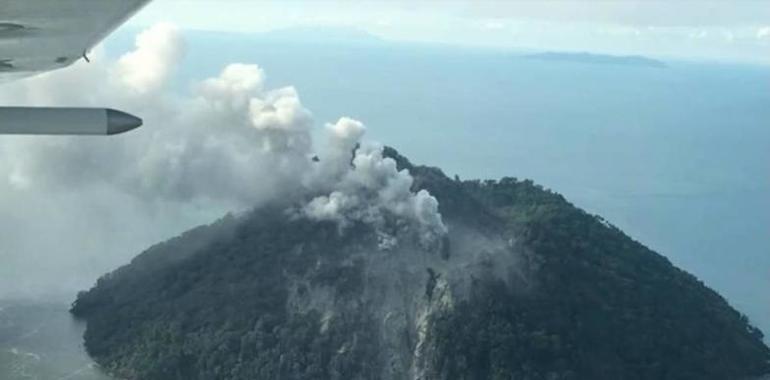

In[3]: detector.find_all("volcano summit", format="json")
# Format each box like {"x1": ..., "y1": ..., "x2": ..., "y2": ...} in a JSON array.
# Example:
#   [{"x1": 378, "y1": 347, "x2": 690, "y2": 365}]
[{"x1": 71, "y1": 147, "x2": 769, "y2": 380}]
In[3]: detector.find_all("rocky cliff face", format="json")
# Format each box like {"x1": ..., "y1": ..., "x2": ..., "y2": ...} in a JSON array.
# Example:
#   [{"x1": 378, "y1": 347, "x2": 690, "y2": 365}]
[{"x1": 71, "y1": 148, "x2": 770, "y2": 380}]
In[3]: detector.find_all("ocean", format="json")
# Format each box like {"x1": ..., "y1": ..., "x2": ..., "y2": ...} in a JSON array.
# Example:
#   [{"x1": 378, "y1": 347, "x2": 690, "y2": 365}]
[
  {"x1": 0, "y1": 30, "x2": 767, "y2": 378},
  {"x1": 166, "y1": 32, "x2": 769, "y2": 336},
  {"x1": 0, "y1": 301, "x2": 108, "y2": 379}
]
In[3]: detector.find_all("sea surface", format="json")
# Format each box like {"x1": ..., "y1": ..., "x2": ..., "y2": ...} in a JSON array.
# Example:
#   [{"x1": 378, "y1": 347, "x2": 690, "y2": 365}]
[
  {"x1": 1, "y1": 30, "x2": 767, "y2": 378},
  {"x1": 0, "y1": 301, "x2": 108, "y2": 380},
  {"x1": 168, "y1": 31, "x2": 769, "y2": 337}
]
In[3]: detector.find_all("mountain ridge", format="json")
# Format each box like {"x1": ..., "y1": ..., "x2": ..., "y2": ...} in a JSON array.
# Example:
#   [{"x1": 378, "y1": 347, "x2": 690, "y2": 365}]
[{"x1": 71, "y1": 147, "x2": 770, "y2": 380}]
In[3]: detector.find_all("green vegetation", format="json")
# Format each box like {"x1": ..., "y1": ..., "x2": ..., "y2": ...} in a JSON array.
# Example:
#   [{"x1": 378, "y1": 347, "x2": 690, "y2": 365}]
[{"x1": 71, "y1": 148, "x2": 770, "y2": 380}]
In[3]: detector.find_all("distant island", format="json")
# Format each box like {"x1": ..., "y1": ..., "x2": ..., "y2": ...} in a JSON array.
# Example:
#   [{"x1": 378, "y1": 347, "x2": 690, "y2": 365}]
[
  {"x1": 525, "y1": 51, "x2": 667, "y2": 68},
  {"x1": 71, "y1": 147, "x2": 768, "y2": 380}
]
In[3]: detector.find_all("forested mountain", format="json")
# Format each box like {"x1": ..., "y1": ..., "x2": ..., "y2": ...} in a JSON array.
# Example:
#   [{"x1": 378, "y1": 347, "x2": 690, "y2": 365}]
[{"x1": 71, "y1": 148, "x2": 770, "y2": 380}]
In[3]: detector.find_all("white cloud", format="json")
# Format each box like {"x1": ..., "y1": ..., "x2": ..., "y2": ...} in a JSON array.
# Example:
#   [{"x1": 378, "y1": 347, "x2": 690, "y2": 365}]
[
  {"x1": 198, "y1": 63, "x2": 265, "y2": 110},
  {"x1": 723, "y1": 30, "x2": 736, "y2": 43},
  {"x1": 303, "y1": 143, "x2": 447, "y2": 249},
  {"x1": 114, "y1": 23, "x2": 185, "y2": 94},
  {"x1": 483, "y1": 20, "x2": 505, "y2": 30},
  {"x1": 758, "y1": 26, "x2": 770, "y2": 40}
]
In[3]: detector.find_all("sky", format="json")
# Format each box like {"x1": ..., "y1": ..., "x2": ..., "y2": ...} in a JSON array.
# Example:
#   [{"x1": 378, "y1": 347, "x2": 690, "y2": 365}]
[{"x1": 127, "y1": 0, "x2": 770, "y2": 64}]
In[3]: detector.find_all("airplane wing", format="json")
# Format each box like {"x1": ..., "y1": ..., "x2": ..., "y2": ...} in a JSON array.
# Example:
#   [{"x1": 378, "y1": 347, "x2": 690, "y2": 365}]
[
  {"x1": 0, "y1": 0, "x2": 151, "y2": 80},
  {"x1": 0, "y1": 0, "x2": 151, "y2": 135}
]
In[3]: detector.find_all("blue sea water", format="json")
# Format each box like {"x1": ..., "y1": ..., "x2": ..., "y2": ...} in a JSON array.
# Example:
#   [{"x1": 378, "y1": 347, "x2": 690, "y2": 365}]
[
  {"x1": 1, "y1": 29, "x2": 766, "y2": 379},
  {"x1": 160, "y1": 32, "x2": 770, "y2": 337},
  {"x1": 0, "y1": 302, "x2": 109, "y2": 379}
]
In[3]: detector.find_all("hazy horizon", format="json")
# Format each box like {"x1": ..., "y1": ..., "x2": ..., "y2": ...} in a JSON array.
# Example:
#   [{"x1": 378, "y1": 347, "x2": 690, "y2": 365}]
[{"x1": 128, "y1": 0, "x2": 770, "y2": 66}]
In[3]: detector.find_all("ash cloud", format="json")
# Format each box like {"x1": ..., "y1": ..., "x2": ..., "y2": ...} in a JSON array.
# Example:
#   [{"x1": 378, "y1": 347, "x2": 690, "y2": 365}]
[
  {"x1": 0, "y1": 23, "x2": 447, "y2": 298},
  {"x1": 303, "y1": 142, "x2": 447, "y2": 249}
]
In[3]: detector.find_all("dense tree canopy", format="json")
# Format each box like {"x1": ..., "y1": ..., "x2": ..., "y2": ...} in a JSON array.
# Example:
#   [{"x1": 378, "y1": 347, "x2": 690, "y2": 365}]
[{"x1": 71, "y1": 148, "x2": 770, "y2": 380}]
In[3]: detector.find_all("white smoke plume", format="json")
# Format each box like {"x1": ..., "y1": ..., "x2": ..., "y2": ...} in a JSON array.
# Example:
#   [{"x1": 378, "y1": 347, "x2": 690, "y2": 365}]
[
  {"x1": 115, "y1": 23, "x2": 186, "y2": 95},
  {"x1": 303, "y1": 142, "x2": 447, "y2": 249},
  {"x1": 0, "y1": 23, "x2": 446, "y2": 298}
]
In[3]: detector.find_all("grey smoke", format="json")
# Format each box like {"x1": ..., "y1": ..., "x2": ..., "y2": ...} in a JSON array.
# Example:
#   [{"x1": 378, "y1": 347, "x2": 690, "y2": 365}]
[
  {"x1": 0, "y1": 23, "x2": 447, "y2": 298},
  {"x1": 303, "y1": 142, "x2": 447, "y2": 249}
]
